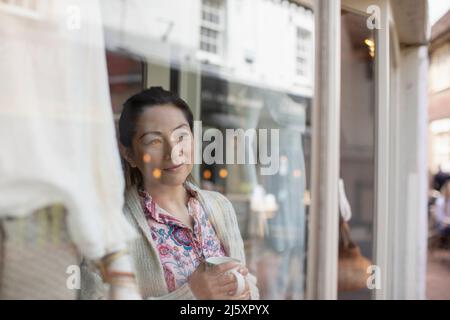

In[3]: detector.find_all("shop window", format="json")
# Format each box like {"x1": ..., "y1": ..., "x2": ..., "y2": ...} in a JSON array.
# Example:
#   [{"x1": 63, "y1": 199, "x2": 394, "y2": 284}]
[{"x1": 102, "y1": 0, "x2": 314, "y2": 300}]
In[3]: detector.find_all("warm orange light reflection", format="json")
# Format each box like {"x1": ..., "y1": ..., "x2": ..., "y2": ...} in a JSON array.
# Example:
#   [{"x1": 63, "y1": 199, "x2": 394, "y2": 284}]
[
  {"x1": 203, "y1": 169, "x2": 212, "y2": 180},
  {"x1": 153, "y1": 168, "x2": 162, "y2": 179},
  {"x1": 219, "y1": 168, "x2": 228, "y2": 179}
]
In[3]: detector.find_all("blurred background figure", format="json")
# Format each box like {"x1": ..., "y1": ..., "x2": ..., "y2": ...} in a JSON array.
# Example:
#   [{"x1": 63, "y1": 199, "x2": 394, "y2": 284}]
[
  {"x1": 433, "y1": 166, "x2": 450, "y2": 192},
  {"x1": 434, "y1": 181, "x2": 450, "y2": 238}
]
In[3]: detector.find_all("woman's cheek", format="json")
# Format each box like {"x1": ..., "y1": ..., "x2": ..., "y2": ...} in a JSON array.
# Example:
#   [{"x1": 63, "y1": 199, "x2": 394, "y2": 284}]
[
  {"x1": 141, "y1": 146, "x2": 163, "y2": 165},
  {"x1": 182, "y1": 140, "x2": 194, "y2": 164},
  {"x1": 186, "y1": 163, "x2": 194, "y2": 175},
  {"x1": 137, "y1": 151, "x2": 159, "y2": 175}
]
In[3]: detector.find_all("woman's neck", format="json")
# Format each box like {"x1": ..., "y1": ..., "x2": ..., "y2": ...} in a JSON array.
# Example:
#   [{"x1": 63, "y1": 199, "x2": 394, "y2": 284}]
[
  {"x1": 143, "y1": 181, "x2": 188, "y2": 209},
  {"x1": 142, "y1": 181, "x2": 193, "y2": 229}
]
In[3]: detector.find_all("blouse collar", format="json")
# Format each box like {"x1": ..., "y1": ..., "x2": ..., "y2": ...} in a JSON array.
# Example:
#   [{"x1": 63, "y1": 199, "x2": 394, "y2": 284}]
[{"x1": 137, "y1": 181, "x2": 199, "y2": 223}]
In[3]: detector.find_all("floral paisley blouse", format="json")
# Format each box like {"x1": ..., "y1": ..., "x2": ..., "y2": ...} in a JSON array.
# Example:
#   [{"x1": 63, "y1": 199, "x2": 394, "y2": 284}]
[{"x1": 138, "y1": 186, "x2": 226, "y2": 292}]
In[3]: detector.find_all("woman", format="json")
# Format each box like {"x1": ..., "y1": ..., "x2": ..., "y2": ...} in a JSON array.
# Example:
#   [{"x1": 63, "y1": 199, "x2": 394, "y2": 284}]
[{"x1": 81, "y1": 87, "x2": 259, "y2": 300}]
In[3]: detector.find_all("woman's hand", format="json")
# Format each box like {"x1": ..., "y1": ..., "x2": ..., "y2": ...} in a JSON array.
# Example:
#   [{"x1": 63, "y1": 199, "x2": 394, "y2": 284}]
[
  {"x1": 235, "y1": 266, "x2": 251, "y2": 300},
  {"x1": 188, "y1": 261, "x2": 250, "y2": 300}
]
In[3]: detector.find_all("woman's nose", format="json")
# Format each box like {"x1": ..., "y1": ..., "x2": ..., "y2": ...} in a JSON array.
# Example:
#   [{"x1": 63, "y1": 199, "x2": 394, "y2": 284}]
[{"x1": 164, "y1": 140, "x2": 183, "y2": 160}]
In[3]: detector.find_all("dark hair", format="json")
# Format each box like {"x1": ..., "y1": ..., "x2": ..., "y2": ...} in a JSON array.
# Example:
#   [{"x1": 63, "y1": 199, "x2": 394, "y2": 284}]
[{"x1": 118, "y1": 86, "x2": 195, "y2": 188}]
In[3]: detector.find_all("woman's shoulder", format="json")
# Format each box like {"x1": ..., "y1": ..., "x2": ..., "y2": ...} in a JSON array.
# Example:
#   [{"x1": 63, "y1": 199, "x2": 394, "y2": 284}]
[
  {"x1": 195, "y1": 188, "x2": 239, "y2": 227},
  {"x1": 191, "y1": 186, "x2": 233, "y2": 211},
  {"x1": 122, "y1": 185, "x2": 142, "y2": 218},
  {"x1": 199, "y1": 188, "x2": 230, "y2": 204}
]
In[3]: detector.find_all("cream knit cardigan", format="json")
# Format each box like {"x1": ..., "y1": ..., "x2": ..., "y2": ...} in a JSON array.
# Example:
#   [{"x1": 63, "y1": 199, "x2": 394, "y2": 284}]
[{"x1": 81, "y1": 183, "x2": 259, "y2": 300}]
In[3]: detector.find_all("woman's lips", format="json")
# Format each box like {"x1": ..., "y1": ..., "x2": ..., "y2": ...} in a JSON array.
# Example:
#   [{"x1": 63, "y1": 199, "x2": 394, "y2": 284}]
[{"x1": 163, "y1": 163, "x2": 184, "y2": 172}]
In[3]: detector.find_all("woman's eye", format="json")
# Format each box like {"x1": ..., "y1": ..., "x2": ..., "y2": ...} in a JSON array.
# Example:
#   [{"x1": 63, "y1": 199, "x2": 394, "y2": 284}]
[
  {"x1": 147, "y1": 139, "x2": 161, "y2": 146},
  {"x1": 177, "y1": 133, "x2": 189, "y2": 142}
]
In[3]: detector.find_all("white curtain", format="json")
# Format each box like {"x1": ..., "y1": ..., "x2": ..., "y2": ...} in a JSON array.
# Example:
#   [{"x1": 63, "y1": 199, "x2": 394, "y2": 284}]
[{"x1": 0, "y1": 0, "x2": 137, "y2": 259}]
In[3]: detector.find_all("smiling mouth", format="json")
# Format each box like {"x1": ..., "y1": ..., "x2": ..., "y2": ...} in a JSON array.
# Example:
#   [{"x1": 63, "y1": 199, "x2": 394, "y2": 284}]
[{"x1": 163, "y1": 163, "x2": 184, "y2": 172}]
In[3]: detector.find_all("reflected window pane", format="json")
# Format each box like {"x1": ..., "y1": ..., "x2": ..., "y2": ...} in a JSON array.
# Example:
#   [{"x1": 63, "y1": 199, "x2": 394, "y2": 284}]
[
  {"x1": 338, "y1": 10, "x2": 376, "y2": 300},
  {"x1": 106, "y1": 51, "x2": 145, "y2": 117}
]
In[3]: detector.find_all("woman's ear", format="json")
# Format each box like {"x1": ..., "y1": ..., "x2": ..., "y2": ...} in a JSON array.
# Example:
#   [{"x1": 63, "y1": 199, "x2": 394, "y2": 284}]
[{"x1": 119, "y1": 143, "x2": 137, "y2": 168}]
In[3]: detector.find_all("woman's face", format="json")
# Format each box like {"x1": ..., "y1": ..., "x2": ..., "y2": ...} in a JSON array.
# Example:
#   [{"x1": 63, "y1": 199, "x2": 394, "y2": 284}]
[{"x1": 127, "y1": 104, "x2": 194, "y2": 188}]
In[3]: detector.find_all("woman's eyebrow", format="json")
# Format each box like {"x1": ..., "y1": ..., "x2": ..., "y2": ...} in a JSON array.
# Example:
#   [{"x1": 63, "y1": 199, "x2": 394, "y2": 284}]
[
  {"x1": 172, "y1": 123, "x2": 189, "y2": 132},
  {"x1": 139, "y1": 124, "x2": 188, "y2": 139},
  {"x1": 139, "y1": 131, "x2": 162, "y2": 139}
]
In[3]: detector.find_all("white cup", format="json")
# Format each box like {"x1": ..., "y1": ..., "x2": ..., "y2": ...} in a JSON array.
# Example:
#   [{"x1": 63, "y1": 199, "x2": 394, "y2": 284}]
[{"x1": 205, "y1": 256, "x2": 246, "y2": 296}]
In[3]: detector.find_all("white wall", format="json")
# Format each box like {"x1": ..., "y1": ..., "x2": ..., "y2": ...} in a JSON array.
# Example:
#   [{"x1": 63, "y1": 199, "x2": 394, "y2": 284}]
[{"x1": 394, "y1": 45, "x2": 429, "y2": 300}]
